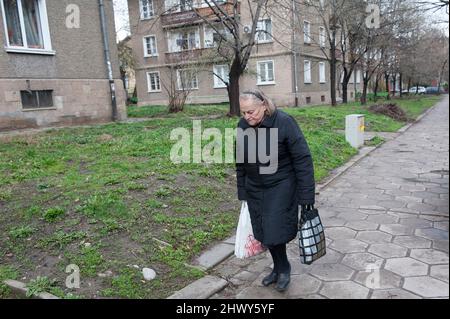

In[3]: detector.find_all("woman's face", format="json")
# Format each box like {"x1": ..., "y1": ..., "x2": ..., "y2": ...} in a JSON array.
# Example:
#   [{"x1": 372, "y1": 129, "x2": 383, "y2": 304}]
[{"x1": 240, "y1": 98, "x2": 266, "y2": 127}]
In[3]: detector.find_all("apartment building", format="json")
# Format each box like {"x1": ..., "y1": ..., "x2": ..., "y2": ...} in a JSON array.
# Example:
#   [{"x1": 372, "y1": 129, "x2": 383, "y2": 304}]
[
  {"x1": 0, "y1": 0, "x2": 127, "y2": 131},
  {"x1": 128, "y1": 0, "x2": 364, "y2": 107}
]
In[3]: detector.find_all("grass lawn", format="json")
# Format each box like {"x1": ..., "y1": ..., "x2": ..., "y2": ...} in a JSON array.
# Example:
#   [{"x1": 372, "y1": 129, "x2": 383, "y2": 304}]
[{"x1": 0, "y1": 95, "x2": 441, "y2": 299}]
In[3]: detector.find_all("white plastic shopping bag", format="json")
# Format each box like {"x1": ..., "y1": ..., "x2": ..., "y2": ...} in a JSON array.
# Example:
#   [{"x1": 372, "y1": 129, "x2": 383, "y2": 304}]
[{"x1": 234, "y1": 201, "x2": 266, "y2": 259}]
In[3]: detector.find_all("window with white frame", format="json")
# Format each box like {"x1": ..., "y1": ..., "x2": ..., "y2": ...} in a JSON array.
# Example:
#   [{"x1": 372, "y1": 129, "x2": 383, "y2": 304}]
[
  {"x1": 304, "y1": 60, "x2": 312, "y2": 84},
  {"x1": 319, "y1": 62, "x2": 326, "y2": 83},
  {"x1": 319, "y1": 26, "x2": 326, "y2": 48},
  {"x1": 177, "y1": 69, "x2": 198, "y2": 90},
  {"x1": 256, "y1": 19, "x2": 272, "y2": 43},
  {"x1": 140, "y1": 0, "x2": 154, "y2": 19},
  {"x1": 213, "y1": 65, "x2": 229, "y2": 88},
  {"x1": 1, "y1": 0, "x2": 52, "y2": 52},
  {"x1": 147, "y1": 71, "x2": 161, "y2": 92},
  {"x1": 143, "y1": 35, "x2": 158, "y2": 57},
  {"x1": 166, "y1": 0, "x2": 224, "y2": 12},
  {"x1": 167, "y1": 28, "x2": 200, "y2": 52},
  {"x1": 303, "y1": 21, "x2": 311, "y2": 44},
  {"x1": 257, "y1": 60, "x2": 275, "y2": 85}
]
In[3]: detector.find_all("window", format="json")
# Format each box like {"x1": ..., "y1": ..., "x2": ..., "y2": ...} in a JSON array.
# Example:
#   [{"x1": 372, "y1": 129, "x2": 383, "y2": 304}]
[
  {"x1": 306, "y1": 96, "x2": 311, "y2": 104},
  {"x1": 21, "y1": 90, "x2": 53, "y2": 109},
  {"x1": 257, "y1": 60, "x2": 275, "y2": 85},
  {"x1": 168, "y1": 29, "x2": 200, "y2": 52},
  {"x1": 319, "y1": 26, "x2": 326, "y2": 48},
  {"x1": 321, "y1": 95, "x2": 325, "y2": 102},
  {"x1": 177, "y1": 69, "x2": 198, "y2": 90},
  {"x1": 1, "y1": 0, "x2": 53, "y2": 53},
  {"x1": 204, "y1": 25, "x2": 231, "y2": 48},
  {"x1": 180, "y1": 0, "x2": 193, "y2": 11},
  {"x1": 213, "y1": 65, "x2": 229, "y2": 88},
  {"x1": 304, "y1": 60, "x2": 312, "y2": 84},
  {"x1": 256, "y1": 19, "x2": 272, "y2": 43},
  {"x1": 147, "y1": 71, "x2": 161, "y2": 92},
  {"x1": 140, "y1": 0, "x2": 154, "y2": 19},
  {"x1": 143, "y1": 35, "x2": 158, "y2": 57},
  {"x1": 303, "y1": 21, "x2": 311, "y2": 44},
  {"x1": 319, "y1": 62, "x2": 326, "y2": 83}
]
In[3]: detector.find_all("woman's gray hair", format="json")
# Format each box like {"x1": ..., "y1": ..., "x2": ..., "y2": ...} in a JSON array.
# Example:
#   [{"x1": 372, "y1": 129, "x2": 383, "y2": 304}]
[{"x1": 240, "y1": 89, "x2": 277, "y2": 116}]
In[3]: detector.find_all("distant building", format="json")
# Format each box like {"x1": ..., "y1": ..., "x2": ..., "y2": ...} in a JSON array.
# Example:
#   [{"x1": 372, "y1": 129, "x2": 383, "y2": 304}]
[{"x1": 127, "y1": 0, "x2": 364, "y2": 107}]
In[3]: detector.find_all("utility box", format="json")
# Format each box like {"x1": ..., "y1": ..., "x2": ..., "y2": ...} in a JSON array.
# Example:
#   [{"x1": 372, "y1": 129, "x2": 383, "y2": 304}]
[{"x1": 345, "y1": 114, "x2": 365, "y2": 148}]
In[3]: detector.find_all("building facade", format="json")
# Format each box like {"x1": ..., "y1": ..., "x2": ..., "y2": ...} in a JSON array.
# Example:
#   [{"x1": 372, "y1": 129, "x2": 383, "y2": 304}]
[
  {"x1": 128, "y1": 0, "x2": 364, "y2": 107},
  {"x1": 0, "y1": 0, "x2": 127, "y2": 131}
]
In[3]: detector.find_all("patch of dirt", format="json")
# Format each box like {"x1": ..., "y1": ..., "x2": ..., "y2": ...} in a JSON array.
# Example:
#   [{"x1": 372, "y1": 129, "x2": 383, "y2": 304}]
[{"x1": 368, "y1": 103, "x2": 409, "y2": 122}]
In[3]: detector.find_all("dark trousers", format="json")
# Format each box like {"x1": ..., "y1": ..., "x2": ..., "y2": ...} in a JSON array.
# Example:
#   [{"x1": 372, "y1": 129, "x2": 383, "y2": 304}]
[{"x1": 267, "y1": 244, "x2": 291, "y2": 274}]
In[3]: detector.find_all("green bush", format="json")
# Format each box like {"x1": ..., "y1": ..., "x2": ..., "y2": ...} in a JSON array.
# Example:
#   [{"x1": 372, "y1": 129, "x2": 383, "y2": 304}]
[{"x1": 129, "y1": 96, "x2": 138, "y2": 104}]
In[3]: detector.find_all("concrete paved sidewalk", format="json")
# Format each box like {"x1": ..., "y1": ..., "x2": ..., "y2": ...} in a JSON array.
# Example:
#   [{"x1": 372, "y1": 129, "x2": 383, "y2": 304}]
[{"x1": 211, "y1": 96, "x2": 449, "y2": 299}]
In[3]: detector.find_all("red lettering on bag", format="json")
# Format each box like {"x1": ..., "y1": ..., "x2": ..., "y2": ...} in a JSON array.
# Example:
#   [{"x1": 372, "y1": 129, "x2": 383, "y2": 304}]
[{"x1": 244, "y1": 235, "x2": 266, "y2": 257}]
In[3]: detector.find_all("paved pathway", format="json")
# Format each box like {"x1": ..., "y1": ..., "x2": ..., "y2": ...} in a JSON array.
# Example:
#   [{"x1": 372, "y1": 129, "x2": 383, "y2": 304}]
[{"x1": 211, "y1": 96, "x2": 449, "y2": 299}]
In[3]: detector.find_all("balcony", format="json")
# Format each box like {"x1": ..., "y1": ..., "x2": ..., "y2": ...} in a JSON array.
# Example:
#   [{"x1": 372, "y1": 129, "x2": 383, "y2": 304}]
[
  {"x1": 161, "y1": 2, "x2": 240, "y2": 28},
  {"x1": 165, "y1": 48, "x2": 207, "y2": 64}
]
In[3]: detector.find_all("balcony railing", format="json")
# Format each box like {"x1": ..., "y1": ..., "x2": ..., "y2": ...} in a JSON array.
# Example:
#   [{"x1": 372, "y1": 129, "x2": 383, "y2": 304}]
[
  {"x1": 165, "y1": 48, "x2": 207, "y2": 64},
  {"x1": 161, "y1": 2, "x2": 240, "y2": 28}
]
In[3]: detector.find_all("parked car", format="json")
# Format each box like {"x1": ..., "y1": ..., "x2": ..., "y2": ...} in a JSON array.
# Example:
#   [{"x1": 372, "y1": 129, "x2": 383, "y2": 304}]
[
  {"x1": 425, "y1": 86, "x2": 445, "y2": 94},
  {"x1": 408, "y1": 86, "x2": 427, "y2": 94}
]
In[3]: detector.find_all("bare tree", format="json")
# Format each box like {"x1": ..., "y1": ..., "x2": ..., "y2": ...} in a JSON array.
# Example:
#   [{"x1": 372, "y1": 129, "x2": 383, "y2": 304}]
[
  {"x1": 161, "y1": 66, "x2": 199, "y2": 112},
  {"x1": 118, "y1": 36, "x2": 136, "y2": 97},
  {"x1": 184, "y1": 0, "x2": 270, "y2": 116}
]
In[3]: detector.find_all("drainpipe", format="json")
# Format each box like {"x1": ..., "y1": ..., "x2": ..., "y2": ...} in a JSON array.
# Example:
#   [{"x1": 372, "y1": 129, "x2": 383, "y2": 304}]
[
  {"x1": 292, "y1": 0, "x2": 299, "y2": 107},
  {"x1": 98, "y1": 0, "x2": 118, "y2": 121}
]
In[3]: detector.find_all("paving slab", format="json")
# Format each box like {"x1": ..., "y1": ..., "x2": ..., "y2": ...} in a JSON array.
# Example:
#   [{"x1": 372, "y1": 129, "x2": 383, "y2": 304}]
[{"x1": 403, "y1": 276, "x2": 449, "y2": 298}]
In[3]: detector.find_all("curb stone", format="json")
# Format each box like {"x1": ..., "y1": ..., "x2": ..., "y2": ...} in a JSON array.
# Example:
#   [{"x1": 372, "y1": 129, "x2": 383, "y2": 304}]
[
  {"x1": 167, "y1": 275, "x2": 228, "y2": 299},
  {"x1": 3, "y1": 279, "x2": 60, "y2": 299}
]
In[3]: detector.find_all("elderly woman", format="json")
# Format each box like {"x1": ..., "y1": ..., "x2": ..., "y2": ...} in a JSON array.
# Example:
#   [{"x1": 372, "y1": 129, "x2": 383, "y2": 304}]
[{"x1": 236, "y1": 90, "x2": 316, "y2": 292}]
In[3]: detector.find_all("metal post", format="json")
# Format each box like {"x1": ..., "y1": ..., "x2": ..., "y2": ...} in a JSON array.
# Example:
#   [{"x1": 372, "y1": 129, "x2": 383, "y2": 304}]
[
  {"x1": 292, "y1": 0, "x2": 299, "y2": 107},
  {"x1": 98, "y1": 0, "x2": 118, "y2": 121}
]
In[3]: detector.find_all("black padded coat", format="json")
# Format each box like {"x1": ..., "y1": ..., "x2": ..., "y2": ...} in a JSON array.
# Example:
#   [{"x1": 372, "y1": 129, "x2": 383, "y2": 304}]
[{"x1": 236, "y1": 109, "x2": 316, "y2": 246}]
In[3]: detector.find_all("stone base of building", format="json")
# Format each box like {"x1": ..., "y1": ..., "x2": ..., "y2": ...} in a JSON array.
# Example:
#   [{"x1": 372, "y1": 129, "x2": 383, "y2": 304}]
[
  {"x1": 136, "y1": 89, "x2": 361, "y2": 109},
  {"x1": 0, "y1": 79, "x2": 127, "y2": 131}
]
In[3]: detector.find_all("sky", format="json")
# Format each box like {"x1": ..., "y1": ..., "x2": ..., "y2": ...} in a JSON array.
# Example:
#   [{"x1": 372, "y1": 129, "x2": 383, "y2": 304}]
[
  {"x1": 112, "y1": 0, "x2": 449, "y2": 41},
  {"x1": 113, "y1": 0, "x2": 130, "y2": 41}
]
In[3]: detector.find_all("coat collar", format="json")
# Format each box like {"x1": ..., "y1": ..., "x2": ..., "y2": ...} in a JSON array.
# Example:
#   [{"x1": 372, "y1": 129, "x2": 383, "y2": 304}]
[{"x1": 239, "y1": 109, "x2": 278, "y2": 129}]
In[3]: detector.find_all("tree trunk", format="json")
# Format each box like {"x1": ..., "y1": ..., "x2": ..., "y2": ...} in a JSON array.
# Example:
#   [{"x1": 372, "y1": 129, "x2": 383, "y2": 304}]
[
  {"x1": 360, "y1": 79, "x2": 369, "y2": 105},
  {"x1": 373, "y1": 75, "x2": 379, "y2": 101},
  {"x1": 399, "y1": 73, "x2": 403, "y2": 98},
  {"x1": 228, "y1": 59, "x2": 241, "y2": 116},
  {"x1": 438, "y1": 60, "x2": 448, "y2": 95},
  {"x1": 342, "y1": 81, "x2": 348, "y2": 104},
  {"x1": 330, "y1": 45, "x2": 337, "y2": 106},
  {"x1": 393, "y1": 75, "x2": 397, "y2": 98},
  {"x1": 385, "y1": 73, "x2": 390, "y2": 101},
  {"x1": 120, "y1": 69, "x2": 129, "y2": 103}
]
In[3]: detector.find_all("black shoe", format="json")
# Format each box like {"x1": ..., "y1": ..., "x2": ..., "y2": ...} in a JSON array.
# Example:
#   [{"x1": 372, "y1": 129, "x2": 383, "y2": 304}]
[
  {"x1": 275, "y1": 272, "x2": 290, "y2": 292},
  {"x1": 262, "y1": 271, "x2": 278, "y2": 286}
]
